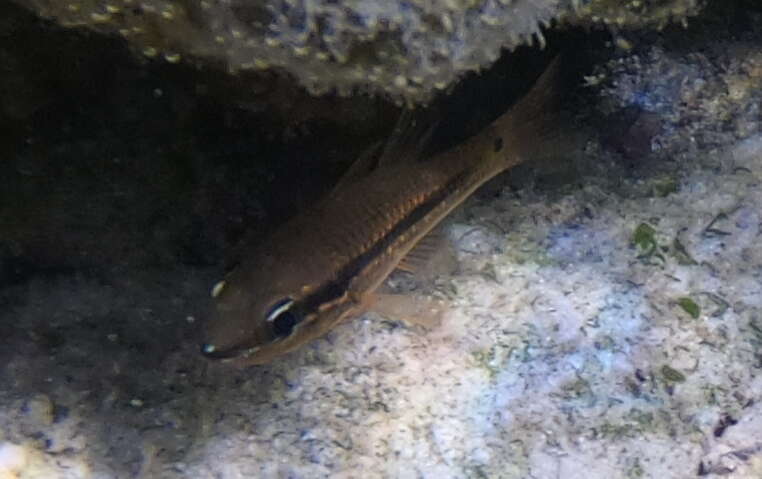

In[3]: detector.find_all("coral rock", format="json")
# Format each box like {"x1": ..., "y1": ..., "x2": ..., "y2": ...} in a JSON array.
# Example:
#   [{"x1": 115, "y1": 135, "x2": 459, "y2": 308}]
[{"x1": 11, "y1": 0, "x2": 704, "y2": 103}]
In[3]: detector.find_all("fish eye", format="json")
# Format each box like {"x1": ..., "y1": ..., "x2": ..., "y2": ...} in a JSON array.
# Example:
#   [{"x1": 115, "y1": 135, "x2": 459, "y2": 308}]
[
  {"x1": 266, "y1": 298, "x2": 301, "y2": 338},
  {"x1": 272, "y1": 310, "x2": 299, "y2": 337}
]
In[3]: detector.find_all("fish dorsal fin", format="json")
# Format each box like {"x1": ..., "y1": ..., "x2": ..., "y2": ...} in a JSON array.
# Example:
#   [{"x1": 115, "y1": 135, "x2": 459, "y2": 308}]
[
  {"x1": 331, "y1": 140, "x2": 384, "y2": 194},
  {"x1": 334, "y1": 108, "x2": 438, "y2": 195},
  {"x1": 396, "y1": 228, "x2": 458, "y2": 280},
  {"x1": 377, "y1": 107, "x2": 438, "y2": 167}
]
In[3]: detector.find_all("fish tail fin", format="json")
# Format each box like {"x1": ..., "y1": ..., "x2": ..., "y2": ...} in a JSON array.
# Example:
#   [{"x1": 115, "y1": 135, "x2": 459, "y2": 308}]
[{"x1": 497, "y1": 54, "x2": 565, "y2": 166}]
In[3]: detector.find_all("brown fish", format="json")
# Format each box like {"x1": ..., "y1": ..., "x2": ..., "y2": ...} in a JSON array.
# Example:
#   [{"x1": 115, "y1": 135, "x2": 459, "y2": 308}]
[{"x1": 201, "y1": 57, "x2": 562, "y2": 365}]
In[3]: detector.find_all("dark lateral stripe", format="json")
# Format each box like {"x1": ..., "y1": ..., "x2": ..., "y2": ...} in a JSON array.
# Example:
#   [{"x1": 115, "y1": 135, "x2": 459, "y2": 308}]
[{"x1": 300, "y1": 168, "x2": 470, "y2": 313}]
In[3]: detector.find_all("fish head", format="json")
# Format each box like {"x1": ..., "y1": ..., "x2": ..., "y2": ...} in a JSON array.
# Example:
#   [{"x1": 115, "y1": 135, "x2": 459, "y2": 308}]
[{"x1": 200, "y1": 245, "x2": 359, "y2": 365}]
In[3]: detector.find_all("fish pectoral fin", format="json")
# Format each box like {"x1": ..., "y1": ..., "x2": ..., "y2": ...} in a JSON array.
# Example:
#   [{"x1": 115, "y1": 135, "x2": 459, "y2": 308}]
[
  {"x1": 369, "y1": 293, "x2": 448, "y2": 329},
  {"x1": 396, "y1": 228, "x2": 458, "y2": 280}
]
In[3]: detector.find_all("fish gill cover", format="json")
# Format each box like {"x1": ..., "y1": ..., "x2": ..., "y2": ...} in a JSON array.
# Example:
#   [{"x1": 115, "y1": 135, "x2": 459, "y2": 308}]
[{"x1": 11, "y1": 0, "x2": 704, "y2": 104}]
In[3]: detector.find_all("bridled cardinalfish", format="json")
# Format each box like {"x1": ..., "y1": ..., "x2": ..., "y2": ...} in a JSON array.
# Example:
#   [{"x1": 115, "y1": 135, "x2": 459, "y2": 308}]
[{"x1": 201, "y1": 56, "x2": 562, "y2": 366}]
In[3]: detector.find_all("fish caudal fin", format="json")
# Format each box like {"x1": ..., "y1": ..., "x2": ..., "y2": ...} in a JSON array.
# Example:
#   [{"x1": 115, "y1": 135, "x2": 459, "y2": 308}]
[{"x1": 496, "y1": 54, "x2": 565, "y2": 166}]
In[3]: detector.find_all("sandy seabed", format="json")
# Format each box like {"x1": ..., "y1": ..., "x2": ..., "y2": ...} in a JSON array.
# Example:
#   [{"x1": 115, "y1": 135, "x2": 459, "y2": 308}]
[{"x1": 2, "y1": 6, "x2": 762, "y2": 479}]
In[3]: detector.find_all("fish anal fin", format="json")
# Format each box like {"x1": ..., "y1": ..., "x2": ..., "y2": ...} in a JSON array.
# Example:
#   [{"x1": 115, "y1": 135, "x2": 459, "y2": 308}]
[
  {"x1": 396, "y1": 229, "x2": 458, "y2": 280},
  {"x1": 369, "y1": 293, "x2": 448, "y2": 329}
]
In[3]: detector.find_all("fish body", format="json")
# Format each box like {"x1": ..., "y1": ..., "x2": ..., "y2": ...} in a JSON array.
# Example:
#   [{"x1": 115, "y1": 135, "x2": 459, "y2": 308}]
[{"x1": 202, "y1": 57, "x2": 561, "y2": 365}]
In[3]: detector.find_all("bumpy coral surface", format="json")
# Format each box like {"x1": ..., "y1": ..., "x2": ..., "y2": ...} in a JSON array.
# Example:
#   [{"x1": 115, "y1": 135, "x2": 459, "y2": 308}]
[{"x1": 12, "y1": 0, "x2": 704, "y2": 103}]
